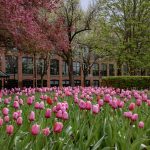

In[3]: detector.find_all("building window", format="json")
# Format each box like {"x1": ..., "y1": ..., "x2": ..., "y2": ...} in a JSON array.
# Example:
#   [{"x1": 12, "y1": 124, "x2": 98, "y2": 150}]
[
  {"x1": 37, "y1": 59, "x2": 47, "y2": 75},
  {"x1": 63, "y1": 80, "x2": 70, "y2": 87},
  {"x1": 22, "y1": 80, "x2": 33, "y2": 88},
  {"x1": 73, "y1": 62, "x2": 80, "y2": 76},
  {"x1": 85, "y1": 80, "x2": 90, "y2": 87},
  {"x1": 101, "y1": 63, "x2": 107, "y2": 76},
  {"x1": 93, "y1": 80, "x2": 99, "y2": 87},
  {"x1": 22, "y1": 57, "x2": 33, "y2": 74},
  {"x1": 5, "y1": 56, "x2": 18, "y2": 74},
  {"x1": 93, "y1": 63, "x2": 99, "y2": 76},
  {"x1": 37, "y1": 80, "x2": 47, "y2": 87},
  {"x1": 74, "y1": 80, "x2": 81, "y2": 86},
  {"x1": 109, "y1": 64, "x2": 115, "y2": 76},
  {"x1": 50, "y1": 80, "x2": 59, "y2": 87},
  {"x1": 62, "y1": 61, "x2": 68, "y2": 75},
  {"x1": 50, "y1": 59, "x2": 59, "y2": 75}
]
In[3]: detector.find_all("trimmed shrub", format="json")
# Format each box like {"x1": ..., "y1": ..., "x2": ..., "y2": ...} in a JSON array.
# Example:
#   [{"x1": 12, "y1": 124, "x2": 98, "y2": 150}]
[{"x1": 101, "y1": 76, "x2": 150, "y2": 89}]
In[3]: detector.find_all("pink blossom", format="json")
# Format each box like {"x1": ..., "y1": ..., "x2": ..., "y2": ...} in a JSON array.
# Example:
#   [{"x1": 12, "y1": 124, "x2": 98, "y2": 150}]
[
  {"x1": 131, "y1": 114, "x2": 138, "y2": 121},
  {"x1": 4, "y1": 116, "x2": 10, "y2": 123},
  {"x1": 13, "y1": 101, "x2": 20, "y2": 109},
  {"x1": 45, "y1": 109, "x2": 52, "y2": 118},
  {"x1": 34, "y1": 102, "x2": 40, "y2": 109},
  {"x1": 0, "y1": 118, "x2": 3, "y2": 126},
  {"x1": 98, "y1": 99, "x2": 104, "y2": 107},
  {"x1": 16, "y1": 117, "x2": 23, "y2": 125},
  {"x1": 104, "y1": 94, "x2": 111, "y2": 103},
  {"x1": 42, "y1": 127, "x2": 50, "y2": 136},
  {"x1": 129, "y1": 103, "x2": 135, "y2": 111},
  {"x1": 2, "y1": 107, "x2": 9, "y2": 116},
  {"x1": 31, "y1": 124, "x2": 40, "y2": 136},
  {"x1": 62, "y1": 111, "x2": 69, "y2": 120},
  {"x1": 56, "y1": 110, "x2": 63, "y2": 119},
  {"x1": 79, "y1": 100, "x2": 86, "y2": 110},
  {"x1": 13, "y1": 112, "x2": 19, "y2": 120},
  {"x1": 27, "y1": 97, "x2": 33, "y2": 105},
  {"x1": 4, "y1": 98, "x2": 10, "y2": 105},
  {"x1": 19, "y1": 99, "x2": 24, "y2": 105},
  {"x1": 39, "y1": 102, "x2": 45, "y2": 109},
  {"x1": 29, "y1": 111, "x2": 35, "y2": 122},
  {"x1": 123, "y1": 112, "x2": 132, "y2": 118},
  {"x1": 136, "y1": 99, "x2": 142, "y2": 106},
  {"x1": 138, "y1": 121, "x2": 144, "y2": 128},
  {"x1": 86, "y1": 101, "x2": 92, "y2": 110},
  {"x1": 6, "y1": 125, "x2": 14, "y2": 135},
  {"x1": 92, "y1": 104, "x2": 100, "y2": 114},
  {"x1": 53, "y1": 122, "x2": 63, "y2": 133}
]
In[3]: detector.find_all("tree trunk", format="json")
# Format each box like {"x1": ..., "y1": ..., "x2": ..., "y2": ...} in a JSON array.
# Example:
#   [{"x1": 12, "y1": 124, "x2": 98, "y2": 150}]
[
  {"x1": 41, "y1": 76, "x2": 44, "y2": 87},
  {"x1": 117, "y1": 61, "x2": 122, "y2": 76},
  {"x1": 68, "y1": 57, "x2": 74, "y2": 87},
  {"x1": 33, "y1": 53, "x2": 37, "y2": 88}
]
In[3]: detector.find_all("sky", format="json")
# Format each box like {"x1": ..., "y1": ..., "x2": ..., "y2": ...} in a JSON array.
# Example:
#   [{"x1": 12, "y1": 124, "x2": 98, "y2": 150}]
[{"x1": 80, "y1": 0, "x2": 91, "y2": 10}]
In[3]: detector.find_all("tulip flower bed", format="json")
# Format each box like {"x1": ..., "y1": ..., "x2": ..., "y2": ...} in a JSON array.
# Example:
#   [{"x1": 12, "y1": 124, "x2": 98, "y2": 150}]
[{"x1": 0, "y1": 87, "x2": 150, "y2": 150}]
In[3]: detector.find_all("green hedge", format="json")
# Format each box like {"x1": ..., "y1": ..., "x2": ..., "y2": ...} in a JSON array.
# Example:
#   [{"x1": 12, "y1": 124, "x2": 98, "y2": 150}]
[{"x1": 101, "y1": 76, "x2": 150, "y2": 89}]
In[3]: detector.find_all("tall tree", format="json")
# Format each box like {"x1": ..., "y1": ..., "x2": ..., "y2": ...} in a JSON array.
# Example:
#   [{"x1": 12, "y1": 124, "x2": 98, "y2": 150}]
[
  {"x1": 96, "y1": 0, "x2": 150, "y2": 75},
  {"x1": 53, "y1": 0, "x2": 98, "y2": 86}
]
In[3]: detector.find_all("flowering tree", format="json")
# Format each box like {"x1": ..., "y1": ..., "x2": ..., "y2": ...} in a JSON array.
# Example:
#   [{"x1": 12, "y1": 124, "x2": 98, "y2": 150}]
[{"x1": 0, "y1": 0, "x2": 69, "y2": 87}]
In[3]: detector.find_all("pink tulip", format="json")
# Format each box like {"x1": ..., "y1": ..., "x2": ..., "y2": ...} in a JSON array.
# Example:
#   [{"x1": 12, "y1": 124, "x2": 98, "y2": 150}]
[
  {"x1": 62, "y1": 111, "x2": 69, "y2": 120},
  {"x1": 56, "y1": 103, "x2": 62, "y2": 111},
  {"x1": 98, "y1": 99, "x2": 104, "y2": 107},
  {"x1": 42, "y1": 127, "x2": 50, "y2": 136},
  {"x1": 86, "y1": 101, "x2": 92, "y2": 110},
  {"x1": 2, "y1": 107, "x2": 9, "y2": 116},
  {"x1": 53, "y1": 122, "x2": 63, "y2": 133},
  {"x1": 56, "y1": 110, "x2": 63, "y2": 119},
  {"x1": 131, "y1": 114, "x2": 138, "y2": 121},
  {"x1": 39, "y1": 102, "x2": 44, "y2": 109},
  {"x1": 79, "y1": 100, "x2": 86, "y2": 110},
  {"x1": 136, "y1": 99, "x2": 142, "y2": 106},
  {"x1": 117, "y1": 101, "x2": 124, "y2": 108},
  {"x1": 110, "y1": 100, "x2": 118, "y2": 109},
  {"x1": 147, "y1": 100, "x2": 150, "y2": 106},
  {"x1": 13, "y1": 101, "x2": 19, "y2": 109},
  {"x1": 13, "y1": 112, "x2": 19, "y2": 120},
  {"x1": 31, "y1": 124, "x2": 40, "y2": 135},
  {"x1": 45, "y1": 109, "x2": 52, "y2": 118},
  {"x1": 19, "y1": 99, "x2": 24, "y2": 105},
  {"x1": 92, "y1": 104, "x2": 100, "y2": 114},
  {"x1": 129, "y1": 103, "x2": 135, "y2": 111},
  {"x1": 4, "y1": 98, "x2": 10, "y2": 104},
  {"x1": 4, "y1": 116, "x2": 9, "y2": 123},
  {"x1": 29, "y1": 111, "x2": 35, "y2": 122},
  {"x1": 104, "y1": 94, "x2": 111, "y2": 102},
  {"x1": 123, "y1": 112, "x2": 132, "y2": 119},
  {"x1": 16, "y1": 117, "x2": 23, "y2": 125},
  {"x1": 138, "y1": 121, "x2": 144, "y2": 128},
  {"x1": 17, "y1": 110, "x2": 22, "y2": 117},
  {"x1": 14, "y1": 96, "x2": 19, "y2": 101},
  {"x1": 0, "y1": 118, "x2": 3, "y2": 126},
  {"x1": 6, "y1": 125, "x2": 14, "y2": 135},
  {"x1": 27, "y1": 97, "x2": 33, "y2": 105},
  {"x1": 34, "y1": 102, "x2": 40, "y2": 109},
  {"x1": 52, "y1": 106, "x2": 57, "y2": 113}
]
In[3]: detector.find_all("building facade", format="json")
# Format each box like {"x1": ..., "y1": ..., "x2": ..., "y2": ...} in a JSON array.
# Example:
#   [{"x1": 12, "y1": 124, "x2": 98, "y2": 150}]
[{"x1": 0, "y1": 49, "x2": 118, "y2": 88}]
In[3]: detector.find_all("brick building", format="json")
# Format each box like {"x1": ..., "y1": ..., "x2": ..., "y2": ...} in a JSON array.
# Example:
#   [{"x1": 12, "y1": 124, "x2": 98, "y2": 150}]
[{"x1": 0, "y1": 48, "x2": 118, "y2": 88}]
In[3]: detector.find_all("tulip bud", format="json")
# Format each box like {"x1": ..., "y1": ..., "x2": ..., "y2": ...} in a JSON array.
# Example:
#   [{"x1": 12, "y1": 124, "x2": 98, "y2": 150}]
[
  {"x1": 53, "y1": 122, "x2": 63, "y2": 133},
  {"x1": 6, "y1": 125, "x2": 14, "y2": 135},
  {"x1": 31, "y1": 124, "x2": 40, "y2": 135}
]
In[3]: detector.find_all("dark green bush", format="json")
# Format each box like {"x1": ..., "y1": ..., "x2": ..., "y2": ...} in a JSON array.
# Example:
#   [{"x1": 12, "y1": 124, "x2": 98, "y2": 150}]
[{"x1": 101, "y1": 76, "x2": 150, "y2": 89}]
